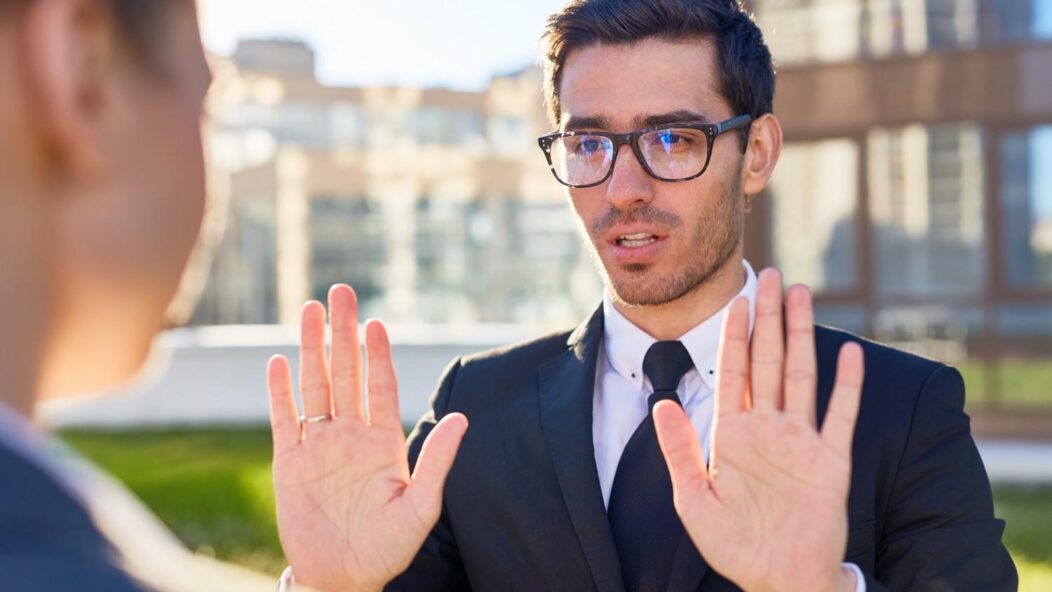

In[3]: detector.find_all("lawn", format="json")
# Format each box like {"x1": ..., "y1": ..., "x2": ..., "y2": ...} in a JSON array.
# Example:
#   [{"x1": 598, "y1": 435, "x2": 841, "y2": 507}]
[
  {"x1": 956, "y1": 360, "x2": 1052, "y2": 408},
  {"x1": 62, "y1": 428, "x2": 1052, "y2": 589}
]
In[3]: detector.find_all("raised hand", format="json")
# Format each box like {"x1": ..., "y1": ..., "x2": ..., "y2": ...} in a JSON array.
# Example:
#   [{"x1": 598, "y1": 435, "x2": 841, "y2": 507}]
[
  {"x1": 654, "y1": 269, "x2": 864, "y2": 592},
  {"x1": 267, "y1": 284, "x2": 468, "y2": 592}
]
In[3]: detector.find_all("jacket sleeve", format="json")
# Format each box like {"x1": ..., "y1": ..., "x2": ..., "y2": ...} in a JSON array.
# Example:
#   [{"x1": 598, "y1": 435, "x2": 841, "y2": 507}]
[
  {"x1": 868, "y1": 365, "x2": 1017, "y2": 591},
  {"x1": 385, "y1": 358, "x2": 470, "y2": 592}
]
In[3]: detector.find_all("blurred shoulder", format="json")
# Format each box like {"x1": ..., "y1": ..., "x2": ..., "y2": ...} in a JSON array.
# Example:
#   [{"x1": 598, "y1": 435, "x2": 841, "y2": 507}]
[{"x1": 0, "y1": 440, "x2": 149, "y2": 591}]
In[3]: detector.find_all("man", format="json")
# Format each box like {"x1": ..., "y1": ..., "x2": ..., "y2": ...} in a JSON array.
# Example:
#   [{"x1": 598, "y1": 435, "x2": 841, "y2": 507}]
[
  {"x1": 0, "y1": 1, "x2": 464, "y2": 590},
  {"x1": 270, "y1": 1, "x2": 1017, "y2": 591}
]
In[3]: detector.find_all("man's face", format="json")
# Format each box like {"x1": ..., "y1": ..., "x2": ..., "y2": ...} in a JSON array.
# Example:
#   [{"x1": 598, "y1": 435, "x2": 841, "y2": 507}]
[{"x1": 557, "y1": 38, "x2": 747, "y2": 307}]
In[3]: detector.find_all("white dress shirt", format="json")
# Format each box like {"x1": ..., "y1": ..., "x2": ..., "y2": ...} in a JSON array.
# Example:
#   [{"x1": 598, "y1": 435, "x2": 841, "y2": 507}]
[{"x1": 590, "y1": 260, "x2": 866, "y2": 592}]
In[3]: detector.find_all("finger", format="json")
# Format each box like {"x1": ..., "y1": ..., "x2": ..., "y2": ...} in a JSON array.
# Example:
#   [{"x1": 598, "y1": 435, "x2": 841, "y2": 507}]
[
  {"x1": 783, "y1": 284, "x2": 817, "y2": 427},
  {"x1": 653, "y1": 401, "x2": 710, "y2": 504},
  {"x1": 750, "y1": 268, "x2": 785, "y2": 411},
  {"x1": 299, "y1": 301, "x2": 334, "y2": 418},
  {"x1": 715, "y1": 297, "x2": 751, "y2": 419},
  {"x1": 267, "y1": 355, "x2": 300, "y2": 449},
  {"x1": 329, "y1": 284, "x2": 363, "y2": 419},
  {"x1": 405, "y1": 413, "x2": 469, "y2": 524},
  {"x1": 821, "y1": 342, "x2": 865, "y2": 457},
  {"x1": 364, "y1": 320, "x2": 402, "y2": 430}
]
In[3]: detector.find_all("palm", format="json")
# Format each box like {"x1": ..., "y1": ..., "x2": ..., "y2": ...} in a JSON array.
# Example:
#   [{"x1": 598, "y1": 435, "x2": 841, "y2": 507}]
[
  {"x1": 274, "y1": 422, "x2": 416, "y2": 589},
  {"x1": 655, "y1": 270, "x2": 864, "y2": 592},
  {"x1": 686, "y1": 413, "x2": 851, "y2": 588},
  {"x1": 267, "y1": 285, "x2": 467, "y2": 592}
]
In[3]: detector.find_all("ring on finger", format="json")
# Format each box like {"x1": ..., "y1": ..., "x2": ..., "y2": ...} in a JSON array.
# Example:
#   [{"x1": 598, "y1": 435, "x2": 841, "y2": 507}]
[{"x1": 299, "y1": 412, "x2": 334, "y2": 439}]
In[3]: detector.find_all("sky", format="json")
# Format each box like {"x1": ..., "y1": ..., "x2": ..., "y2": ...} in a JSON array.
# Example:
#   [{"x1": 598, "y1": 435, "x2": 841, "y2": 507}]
[{"x1": 199, "y1": 0, "x2": 568, "y2": 90}]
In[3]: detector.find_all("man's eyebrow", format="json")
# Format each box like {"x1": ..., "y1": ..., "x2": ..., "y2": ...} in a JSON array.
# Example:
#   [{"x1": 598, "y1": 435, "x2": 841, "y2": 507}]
[
  {"x1": 562, "y1": 115, "x2": 612, "y2": 132},
  {"x1": 636, "y1": 110, "x2": 713, "y2": 128}
]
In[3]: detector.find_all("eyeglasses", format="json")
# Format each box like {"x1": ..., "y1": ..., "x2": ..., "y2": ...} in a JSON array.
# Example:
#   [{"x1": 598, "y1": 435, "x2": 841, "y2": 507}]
[{"x1": 537, "y1": 114, "x2": 752, "y2": 189}]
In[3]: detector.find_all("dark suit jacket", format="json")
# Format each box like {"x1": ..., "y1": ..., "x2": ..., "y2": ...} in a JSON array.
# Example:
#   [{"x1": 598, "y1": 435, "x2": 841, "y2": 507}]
[
  {"x1": 0, "y1": 437, "x2": 150, "y2": 591},
  {"x1": 388, "y1": 308, "x2": 1017, "y2": 591}
]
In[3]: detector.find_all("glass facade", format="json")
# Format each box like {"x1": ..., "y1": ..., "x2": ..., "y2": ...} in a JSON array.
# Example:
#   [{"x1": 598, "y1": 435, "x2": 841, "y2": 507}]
[
  {"x1": 868, "y1": 124, "x2": 986, "y2": 299},
  {"x1": 309, "y1": 197, "x2": 388, "y2": 312},
  {"x1": 754, "y1": 0, "x2": 1051, "y2": 65},
  {"x1": 1001, "y1": 125, "x2": 1052, "y2": 291},
  {"x1": 769, "y1": 139, "x2": 860, "y2": 294}
]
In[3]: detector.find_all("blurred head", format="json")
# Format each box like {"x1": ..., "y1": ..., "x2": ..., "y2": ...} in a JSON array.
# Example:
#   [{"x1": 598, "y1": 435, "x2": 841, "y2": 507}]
[
  {"x1": 541, "y1": 0, "x2": 782, "y2": 308},
  {"x1": 0, "y1": 0, "x2": 211, "y2": 401}
]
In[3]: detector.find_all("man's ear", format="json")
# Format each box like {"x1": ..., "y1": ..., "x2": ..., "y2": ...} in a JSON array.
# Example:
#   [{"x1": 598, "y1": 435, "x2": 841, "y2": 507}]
[
  {"x1": 740, "y1": 113, "x2": 783, "y2": 198},
  {"x1": 19, "y1": 0, "x2": 114, "y2": 181}
]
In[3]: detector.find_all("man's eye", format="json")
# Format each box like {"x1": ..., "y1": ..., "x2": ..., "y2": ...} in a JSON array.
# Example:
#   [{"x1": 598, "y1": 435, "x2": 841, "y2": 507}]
[
  {"x1": 575, "y1": 138, "x2": 605, "y2": 154},
  {"x1": 654, "y1": 131, "x2": 690, "y2": 147}
]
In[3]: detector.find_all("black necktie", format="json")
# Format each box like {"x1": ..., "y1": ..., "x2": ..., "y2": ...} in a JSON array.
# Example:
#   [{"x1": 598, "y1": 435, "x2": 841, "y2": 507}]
[{"x1": 608, "y1": 341, "x2": 695, "y2": 592}]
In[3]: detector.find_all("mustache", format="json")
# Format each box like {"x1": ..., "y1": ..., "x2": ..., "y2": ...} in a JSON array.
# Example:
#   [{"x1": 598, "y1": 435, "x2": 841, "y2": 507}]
[{"x1": 591, "y1": 205, "x2": 683, "y2": 235}]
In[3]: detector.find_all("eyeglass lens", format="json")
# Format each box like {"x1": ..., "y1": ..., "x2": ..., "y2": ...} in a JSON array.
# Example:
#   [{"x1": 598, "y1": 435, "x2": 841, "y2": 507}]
[{"x1": 549, "y1": 127, "x2": 711, "y2": 186}]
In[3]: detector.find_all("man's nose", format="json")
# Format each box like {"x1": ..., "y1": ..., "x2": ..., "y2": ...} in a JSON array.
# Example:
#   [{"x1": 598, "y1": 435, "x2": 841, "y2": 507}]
[{"x1": 604, "y1": 144, "x2": 655, "y2": 211}]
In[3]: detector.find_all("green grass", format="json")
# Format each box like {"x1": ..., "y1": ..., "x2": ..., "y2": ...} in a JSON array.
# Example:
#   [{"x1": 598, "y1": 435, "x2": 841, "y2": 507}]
[
  {"x1": 995, "y1": 485, "x2": 1052, "y2": 589},
  {"x1": 62, "y1": 428, "x2": 1052, "y2": 589},
  {"x1": 61, "y1": 428, "x2": 286, "y2": 575},
  {"x1": 957, "y1": 360, "x2": 1052, "y2": 408}
]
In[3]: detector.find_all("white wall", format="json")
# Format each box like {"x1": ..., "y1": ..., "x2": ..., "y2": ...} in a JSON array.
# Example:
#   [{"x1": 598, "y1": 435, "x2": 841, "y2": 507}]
[{"x1": 41, "y1": 324, "x2": 541, "y2": 429}]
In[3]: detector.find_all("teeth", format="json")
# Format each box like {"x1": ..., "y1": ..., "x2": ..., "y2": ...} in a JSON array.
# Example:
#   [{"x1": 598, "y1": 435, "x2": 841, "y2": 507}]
[{"x1": 618, "y1": 234, "x2": 658, "y2": 248}]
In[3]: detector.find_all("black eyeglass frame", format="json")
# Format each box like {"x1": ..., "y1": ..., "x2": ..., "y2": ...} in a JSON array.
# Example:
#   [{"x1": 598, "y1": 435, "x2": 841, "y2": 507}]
[{"x1": 537, "y1": 114, "x2": 753, "y2": 189}]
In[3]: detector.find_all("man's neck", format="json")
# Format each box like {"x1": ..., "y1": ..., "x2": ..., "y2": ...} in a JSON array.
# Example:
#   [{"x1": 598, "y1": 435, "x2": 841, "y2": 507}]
[
  {"x1": 611, "y1": 257, "x2": 747, "y2": 341},
  {"x1": 0, "y1": 191, "x2": 48, "y2": 420},
  {"x1": 0, "y1": 311, "x2": 42, "y2": 420}
]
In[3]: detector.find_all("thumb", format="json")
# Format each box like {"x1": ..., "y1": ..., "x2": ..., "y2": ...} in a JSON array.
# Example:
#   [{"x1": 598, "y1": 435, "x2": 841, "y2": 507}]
[
  {"x1": 653, "y1": 401, "x2": 710, "y2": 501},
  {"x1": 405, "y1": 413, "x2": 469, "y2": 523}
]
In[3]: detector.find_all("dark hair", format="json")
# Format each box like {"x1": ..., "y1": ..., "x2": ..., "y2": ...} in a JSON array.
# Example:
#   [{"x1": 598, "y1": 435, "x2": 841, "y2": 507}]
[
  {"x1": 1, "y1": 0, "x2": 173, "y2": 67},
  {"x1": 542, "y1": 0, "x2": 775, "y2": 133}
]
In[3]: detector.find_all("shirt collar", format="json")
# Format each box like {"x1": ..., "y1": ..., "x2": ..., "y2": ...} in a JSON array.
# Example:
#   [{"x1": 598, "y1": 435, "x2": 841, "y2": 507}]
[{"x1": 602, "y1": 260, "x2": 758, "y2": 391}]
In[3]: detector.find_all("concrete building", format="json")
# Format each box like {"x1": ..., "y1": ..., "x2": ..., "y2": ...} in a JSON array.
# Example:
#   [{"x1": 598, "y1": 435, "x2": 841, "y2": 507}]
[{"x1": 195, "y1": 40, "x2": 600, "y2": 329}]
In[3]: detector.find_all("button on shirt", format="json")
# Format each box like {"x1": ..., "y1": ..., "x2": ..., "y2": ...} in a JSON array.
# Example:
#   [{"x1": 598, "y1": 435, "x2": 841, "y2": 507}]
[{"x1": 590, "y1": 260, "x2": 866, "y2": 592}]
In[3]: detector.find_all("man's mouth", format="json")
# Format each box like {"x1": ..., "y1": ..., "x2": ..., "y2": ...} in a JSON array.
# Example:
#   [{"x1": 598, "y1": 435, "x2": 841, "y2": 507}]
[{"x1": 616, "y1": 233, "x2": 660, "y2": 248}]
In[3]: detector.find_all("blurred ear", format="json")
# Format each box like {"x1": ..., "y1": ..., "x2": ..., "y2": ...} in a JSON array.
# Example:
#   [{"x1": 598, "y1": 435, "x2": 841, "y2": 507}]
[
  {"x1": 19, "y1": 0, "x2": 115, "y2": 180},
  {"x1": 740, "y1": 113, "x2": 783, "y2": 198}
]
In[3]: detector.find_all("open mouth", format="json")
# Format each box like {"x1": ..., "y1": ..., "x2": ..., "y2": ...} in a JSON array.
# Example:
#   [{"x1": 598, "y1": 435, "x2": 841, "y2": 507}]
[{"x1": 616, "y1": 233, "x2": 660, "y2": 248}]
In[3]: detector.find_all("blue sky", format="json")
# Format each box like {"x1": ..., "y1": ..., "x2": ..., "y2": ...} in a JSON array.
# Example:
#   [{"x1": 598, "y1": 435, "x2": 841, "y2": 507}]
[{"x1": 200, "y1": 0, "x2": 568, "y2": 90}]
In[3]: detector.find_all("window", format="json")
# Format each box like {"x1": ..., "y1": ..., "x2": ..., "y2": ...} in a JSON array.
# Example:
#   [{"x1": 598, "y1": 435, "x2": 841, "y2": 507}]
[
  {"x1": 924, "y1": 0, "x2": 979, "y2": 49},
  {"x1": 868, "y1": 124, "x2": 986, "y2": 298},
  {"x1": 192, "y1": 194, "x2": 279, "y2": 325},
  {"x1": 1039, "y1": 0, "x2": 1052, "y2": 38},
  {"x1": 981, "y1": 0, "x2": 1036, "y2": 42},
  {"x1": 755, "y1": 0, "x2": 864, "y2": 65},
  {"x1": 1001, "y1": 125, "x2": 1052, "y2": 290},
  {"x1": 309, "y1": 197, "x2": 387, "y2": 313},
  {"x1": 769, "y1": 139, "x2": 860, "y2": 294},
  {"x1": 866, "y1": 0, "x2": 927, "y2": 56}
]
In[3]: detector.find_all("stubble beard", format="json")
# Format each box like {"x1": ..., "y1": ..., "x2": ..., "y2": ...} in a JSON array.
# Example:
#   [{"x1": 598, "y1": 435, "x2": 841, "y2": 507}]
[{"x1": 596, "y1": 169, "x2": 745, "y2": 309}]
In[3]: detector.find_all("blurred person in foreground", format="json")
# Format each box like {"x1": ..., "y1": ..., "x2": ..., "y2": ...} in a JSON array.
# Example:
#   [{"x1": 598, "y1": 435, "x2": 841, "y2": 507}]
[
  {"x1": 269, "y1": 0, "x2": 1017, "y2": 591},
  {"x1": 0, "y1": 0, "x2": 467, "y2": 590}
]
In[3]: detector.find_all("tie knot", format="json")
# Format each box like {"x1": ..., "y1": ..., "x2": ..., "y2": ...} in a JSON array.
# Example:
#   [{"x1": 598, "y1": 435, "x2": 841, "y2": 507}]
[{"x1": 642, "y1": 341, "x2": 694, "y2": 402}]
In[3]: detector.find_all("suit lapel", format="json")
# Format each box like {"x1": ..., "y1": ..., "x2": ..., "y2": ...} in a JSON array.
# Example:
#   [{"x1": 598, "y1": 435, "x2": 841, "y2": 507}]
[{"x1": 538, "y1": 308, "x2": 626, "y2": 592}]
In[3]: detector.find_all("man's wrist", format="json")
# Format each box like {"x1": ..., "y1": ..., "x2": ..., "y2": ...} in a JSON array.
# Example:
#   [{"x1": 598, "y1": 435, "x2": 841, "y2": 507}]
[{"x1": 277, "y1": 566, "x2": 385, "y2": 592}]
